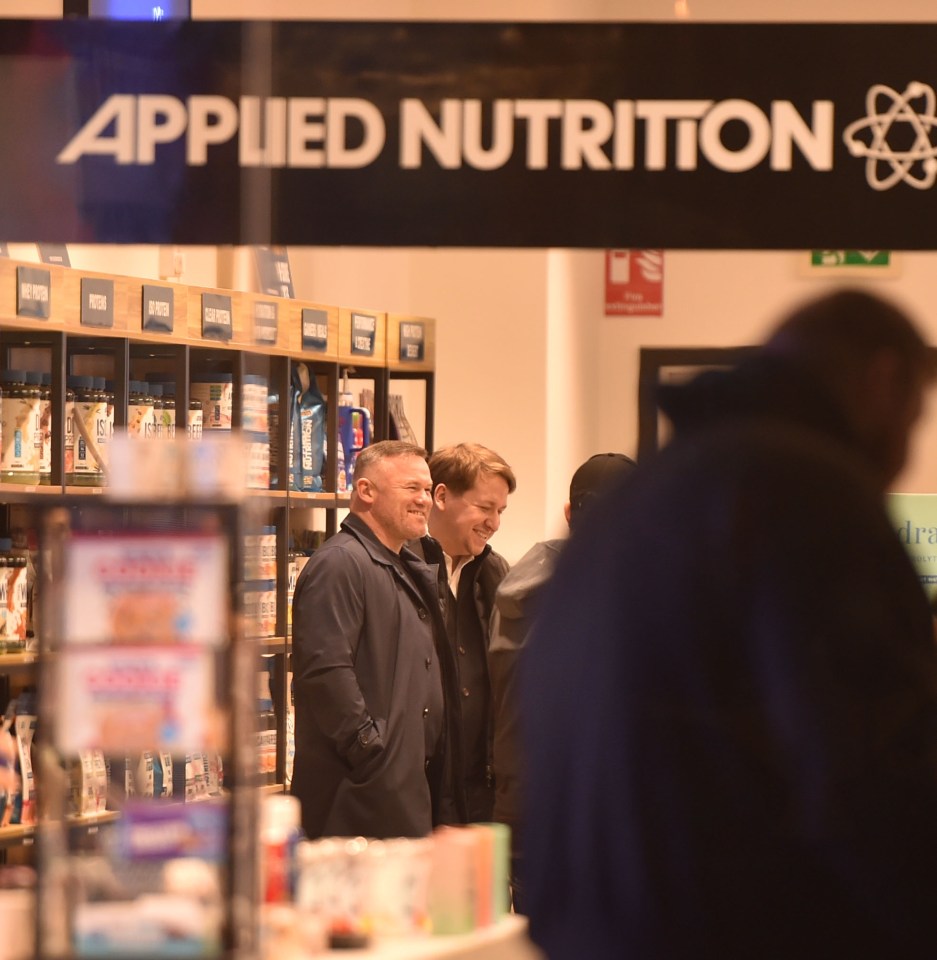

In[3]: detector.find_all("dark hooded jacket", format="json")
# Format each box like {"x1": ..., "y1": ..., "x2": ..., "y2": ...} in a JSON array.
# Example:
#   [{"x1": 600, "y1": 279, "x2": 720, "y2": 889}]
[{"x1": 522, "y1": 354, "x2": 937, "y2": 959}]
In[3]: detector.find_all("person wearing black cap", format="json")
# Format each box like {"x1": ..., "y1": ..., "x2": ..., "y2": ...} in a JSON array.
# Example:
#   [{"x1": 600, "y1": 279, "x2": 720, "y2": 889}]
[
  {"x1": 488, "y1": 451, "x2": 637, "y2": 913},
  {"x1": 521, "y1": 289, "x2": 937, "y2": 959}
]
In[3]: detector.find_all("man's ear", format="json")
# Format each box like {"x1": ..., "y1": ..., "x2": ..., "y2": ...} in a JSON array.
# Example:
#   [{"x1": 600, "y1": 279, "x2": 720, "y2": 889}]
[
  {"x1": 433, "y1": 482, "x2": 449, "y2": 509},
  {"x1": 563, "y1": 501, "x2": 572, "y2": 527},
  {"x1": 355, "y1": 475, "x2": 376, "y2": 504}
]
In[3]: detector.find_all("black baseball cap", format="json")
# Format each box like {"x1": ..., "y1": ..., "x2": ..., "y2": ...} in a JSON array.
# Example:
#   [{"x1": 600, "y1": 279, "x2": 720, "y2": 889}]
[{"x1": 569, "y1": 452, "x2": 637, "y2": 519}]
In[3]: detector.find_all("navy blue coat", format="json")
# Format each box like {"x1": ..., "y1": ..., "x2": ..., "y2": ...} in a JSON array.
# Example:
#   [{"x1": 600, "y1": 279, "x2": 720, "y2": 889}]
[
  {"x1": 291, "y1": 514, "x2": 456, "y2": 839},
  {"x1": 522, "y1": 356, "x2": 937, "y2": 958}
]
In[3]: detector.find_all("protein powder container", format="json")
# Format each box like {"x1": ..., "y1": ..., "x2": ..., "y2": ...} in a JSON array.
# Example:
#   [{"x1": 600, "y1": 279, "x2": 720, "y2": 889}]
[
  {"x1": 68, "y1": 375, "x2": 106, "y2": 486},
  {"x1": 0, "y1": 371, "x2": 40, "y2": 485},
  {"x1": 190, "y1": 372, "x2": 233, "y2": 431},
  {"x1": 24, "y1": 373, "x2": 51, "y2": 485},
  {"x1": 155, "y1": 382, "x2": 176, "y2": 440},
  {"x1": 64, "y1": 377, "x2": 77, "y2": 479},
  {"x1": 127, "y1": 381, "x2": 156, "y2": 441}
]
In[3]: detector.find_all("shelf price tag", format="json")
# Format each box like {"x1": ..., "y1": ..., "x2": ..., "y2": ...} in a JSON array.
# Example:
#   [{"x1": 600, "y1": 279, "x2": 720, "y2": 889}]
[
  {"x1": 80, "y1": 277, "x2": 115, "y2": 328},
  {"x1": 253, "y1": 300, "x2": 278, "y2": 345},
  {"x1": 398, "y1": 321, "x2": 425, "y2": 362},
  {"x1": 302, "y1": 307, "x2": 329, "y2": 352},
  {"x1": 201, "y1": 292, "x2": 233, "y2": 341},
  {"x1": 142, "y1": 284, "x2": 174, "y2": 333},
  {"x1": 351, "y1": 311, "x2": 376, "y2": 356},
  {"x1": 16, "y1": 266, "x2": 51, "y2": 319}
]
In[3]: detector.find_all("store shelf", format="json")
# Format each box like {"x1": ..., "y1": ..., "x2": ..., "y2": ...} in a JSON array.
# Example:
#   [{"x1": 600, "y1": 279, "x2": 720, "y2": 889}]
[
  {"x1": 0, "y1": 257, "x2": 436, "y2": 867},
  {"x1": 0, "y1": 812, "x2": 118, "y2": 849},
  {"x1": 0, "y1": 652, "x2": 38, "y2": 672},
  {"x1": 288, "y1": 491, "x2": 338, "y2": 505},
  {"x1": 0, "y1": 823, "x2": 36, "y2": 849},
  {"x1": 257, "y1": 636, "x2": 287, "y2": 651},
  {"x1": 65, "y1": 811, "x2": 120, "y2": 830}
]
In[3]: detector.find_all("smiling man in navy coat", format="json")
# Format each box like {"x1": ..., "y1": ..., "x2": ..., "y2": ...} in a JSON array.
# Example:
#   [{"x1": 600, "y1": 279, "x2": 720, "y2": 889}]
[{"x1": 291, "y1": 440, "x2": 462, "y2": 839}]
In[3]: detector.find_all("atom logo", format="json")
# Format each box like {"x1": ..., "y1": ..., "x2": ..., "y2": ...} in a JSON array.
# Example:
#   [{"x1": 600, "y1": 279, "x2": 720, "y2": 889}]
[{"x1": 843, "y1": 81, "x2": 937, "y2": 191}]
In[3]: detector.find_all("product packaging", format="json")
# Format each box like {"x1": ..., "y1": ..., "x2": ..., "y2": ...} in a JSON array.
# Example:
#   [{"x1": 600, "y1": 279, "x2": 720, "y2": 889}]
[
  {"x1": 190, "y1": 374, "x2": 233, "y2": 431},
  {"x1": 11, "y1": 694, "x2": 36, "y2": 826},
  {"x1": 289, "y1": 364, "x2": 325, "y2": 493},
  {"x1": 260, "y1": 794, "x2": 303, "y2": 904},
  {"x1": 427, "y1": 827, "x2": 478, "y2": 935},
  {"x1": 0, "y1": 371, "x2": 39, "y2": 485},
  {"x1": 338, "y1": 405, "x2": 371, "y2": 488}
]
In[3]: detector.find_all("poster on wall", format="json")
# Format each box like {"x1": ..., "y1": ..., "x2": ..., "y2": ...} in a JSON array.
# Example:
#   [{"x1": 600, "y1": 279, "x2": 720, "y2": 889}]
[
  {"x1": 887, "y1": 493, "x2": 937, "y2": 607},
  {"x1": 6, "y1": 21, "x2": 937, "y2": 247},
  {"x1": 605, "y1": 250, "x2": 664, "y2": 316}
]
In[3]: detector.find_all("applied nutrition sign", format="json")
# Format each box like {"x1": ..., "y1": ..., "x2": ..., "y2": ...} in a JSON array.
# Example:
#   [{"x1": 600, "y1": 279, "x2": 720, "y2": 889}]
[{"x1": 3, "y1": 20, "x2": 937, "y2": 247}]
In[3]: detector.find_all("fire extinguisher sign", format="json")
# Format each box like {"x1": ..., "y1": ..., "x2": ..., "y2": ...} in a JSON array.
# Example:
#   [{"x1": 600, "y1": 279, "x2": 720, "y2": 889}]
[{"x1": 605, "y1": 250, "x2": 664, "y2": 316}]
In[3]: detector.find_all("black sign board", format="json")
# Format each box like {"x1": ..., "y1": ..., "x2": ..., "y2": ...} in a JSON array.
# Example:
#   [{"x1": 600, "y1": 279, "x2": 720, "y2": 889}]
[
  {"x1": 301, "y1": 308, "x2": 329, "y2": 353},
  {"x1": 6, "y1": 21, "x2": 937, "y2": 248},
  {"x1": 16, "y1": 266, "x2": 51, "y2": 319},
  {"x1": 398, "y1": 321, "x2": 425, "y2": 363},
  {"x1": 201, "y1": 293, "x2": 233, "y2": 341},
  {"x1": 142, "y1": 283, "x2": 174, "y2": 333},
  {"x1": 80, "y1": 277, "x2": 114, "y2": 328},
  {"x1": 37, "y1": 243, "x2": 70, "y2": 267},
  {"x1": 253, "y1": 300, "x2": 278, "y2": 345},
  {"x1": 350, "y1": 313, "x2": 376, "y2": 357},
  {"x1": 253, "y1": 247, "x2": 294, "y2": 298}
]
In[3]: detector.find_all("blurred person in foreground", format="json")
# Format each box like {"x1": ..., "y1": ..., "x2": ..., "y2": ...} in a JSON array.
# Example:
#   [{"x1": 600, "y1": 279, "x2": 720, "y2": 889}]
[
  {"x1": 291, "y1": 441, "x2": 460, "y2": 839},
  {"x1": 489, "y1": 452, "x2": 637, "y2": 913},
  {"x1": 521, "y1": 289, "x2": 937, "y2": 959},
  {"x1": 411, "y1": 442, "x2": 516, "y2": 823}
]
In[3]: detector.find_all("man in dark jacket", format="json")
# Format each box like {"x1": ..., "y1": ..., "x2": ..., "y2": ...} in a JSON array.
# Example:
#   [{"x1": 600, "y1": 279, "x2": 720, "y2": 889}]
[
  {"x1": 488, "y1": 451, "x2": 637, "y2": 912},
  {"x1": 291, "y1": 440, "x2": 460, "y2": 839},
  {"x1": 522, "y1": 289, "x2": 937, "y2": 958},
  {"x1": 412, "y1": 442, "x2": 516, "y2": 823}
]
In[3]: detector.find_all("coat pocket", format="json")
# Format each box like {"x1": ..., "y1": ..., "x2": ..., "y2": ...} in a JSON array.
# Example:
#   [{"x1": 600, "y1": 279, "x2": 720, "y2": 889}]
[{"x1": 347, "y1": 717, "x2": 387, "y2": 783}]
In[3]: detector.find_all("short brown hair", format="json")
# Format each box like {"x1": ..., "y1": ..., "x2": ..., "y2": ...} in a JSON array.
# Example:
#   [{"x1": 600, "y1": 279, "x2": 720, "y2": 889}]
[
  {"x1": 354, "y1": 440, "x2": 428, "y2": 480},
  {"x1": 428, "y1": 442, "x2": 516, "y2": 495}
]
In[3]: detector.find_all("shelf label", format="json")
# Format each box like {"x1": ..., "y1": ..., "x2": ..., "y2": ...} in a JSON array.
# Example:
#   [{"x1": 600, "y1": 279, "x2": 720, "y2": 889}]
[
  {"x1": 16, "y1": 266, "x2": 51, "y2": 319},
  {"x1": 398, "y1": 321, "x2": 425, "y2": 362},
  {"x1": 201, "y1": 292, "x2": 233, "y2": 341},
  {"x1": 253, "y1": 300, "x2": 278, "y2": 345},
  {"x1": 302, "y1": 307, "x2": 329, "y2": 352},
  {"x1": 80, "y1": 277, "x2": 115, "y2": 328},
  {"x1": 253, "y1": 245, "x2": 294, "y2": 298},
  {"x1": 37, "y1": 242, "x2": 70, "y2": 267},
  {"x1": 142, "y1": 283, "x2": 174, "y2": 333},
  {"x1": 351, "y1": 311, "x2": 376, "y2": 356}
]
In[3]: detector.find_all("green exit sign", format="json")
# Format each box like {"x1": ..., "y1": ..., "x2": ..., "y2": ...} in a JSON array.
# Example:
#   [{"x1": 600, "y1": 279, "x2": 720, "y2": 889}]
[{"x1": 811, "y1": 250, "x2": 891, "y2": 267}]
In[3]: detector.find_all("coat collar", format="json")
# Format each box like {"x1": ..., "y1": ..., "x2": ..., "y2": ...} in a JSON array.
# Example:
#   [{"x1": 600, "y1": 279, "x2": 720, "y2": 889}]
[
  {"x1": 340, "y1": 512, "x2": 405, "y2": 566},
  {"x1": 341, "y1": 513, "x2": 440, "y2": 598},
  {"x1": 412, "y1": 533, "x2": 492, "y2": 569}
]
